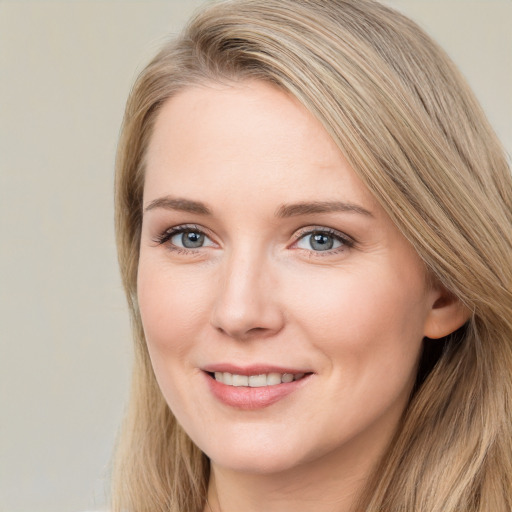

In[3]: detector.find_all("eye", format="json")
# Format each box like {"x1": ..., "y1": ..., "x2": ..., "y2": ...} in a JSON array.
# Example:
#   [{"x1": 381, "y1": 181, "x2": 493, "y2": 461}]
[
  {"x1": 171, "y1": 230, "x2": 207, "y2": 249},
  {"x1": 294, "y1": 228, "x2": 353, "y2": 253},
  {"x1": 154, "y1": 225, "x2": 216, "y2": 251}
]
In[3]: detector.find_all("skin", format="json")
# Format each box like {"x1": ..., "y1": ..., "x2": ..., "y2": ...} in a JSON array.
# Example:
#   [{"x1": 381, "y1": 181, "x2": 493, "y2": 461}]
[{"x1": 138, "y1": 80, "x2": 462, "y2": 512}]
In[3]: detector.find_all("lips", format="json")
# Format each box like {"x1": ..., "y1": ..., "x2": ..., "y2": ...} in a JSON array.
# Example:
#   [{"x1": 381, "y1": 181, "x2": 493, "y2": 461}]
[{"x1": 202, "y1": 364, "x2": 313, "y2": 409}]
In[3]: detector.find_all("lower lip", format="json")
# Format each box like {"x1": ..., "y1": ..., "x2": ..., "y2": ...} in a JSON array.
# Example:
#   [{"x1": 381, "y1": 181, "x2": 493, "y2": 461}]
[{"x1": 204, "y1": 372, "x2": 311, "y2": 410}]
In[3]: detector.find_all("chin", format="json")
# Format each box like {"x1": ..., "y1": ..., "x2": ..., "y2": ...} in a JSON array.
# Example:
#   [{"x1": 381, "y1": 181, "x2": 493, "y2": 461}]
[
  {"x1": 195, "y1": 428, "x2": 319, "y2": 475},
  {"x1": 210, "y1": 450, "x2": 304, "y2": 475}
]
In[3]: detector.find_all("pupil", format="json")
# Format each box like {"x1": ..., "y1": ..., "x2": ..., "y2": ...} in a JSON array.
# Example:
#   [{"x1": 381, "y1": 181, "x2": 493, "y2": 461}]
[
  {"x1": 182, "y1": 231, "x2": 204, "y2": 248},
  {"x1": 311, "y1": 233, "x2": 333, "y2": 251}
]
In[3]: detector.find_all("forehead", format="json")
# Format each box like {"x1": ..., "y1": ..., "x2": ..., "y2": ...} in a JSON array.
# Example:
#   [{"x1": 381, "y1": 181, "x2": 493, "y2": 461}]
[{"x1": 144, "y1": 80, "x2": 379, "y2": 213}]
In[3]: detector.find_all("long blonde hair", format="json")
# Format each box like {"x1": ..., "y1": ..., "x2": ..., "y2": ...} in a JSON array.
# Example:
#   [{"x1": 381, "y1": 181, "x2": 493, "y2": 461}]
[{"x1": 112, "y1": 1, "x2": 512, "y2": 510}]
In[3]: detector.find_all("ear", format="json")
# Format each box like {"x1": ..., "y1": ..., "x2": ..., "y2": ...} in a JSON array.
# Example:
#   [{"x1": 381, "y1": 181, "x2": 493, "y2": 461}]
[{"x1": 423, "y1": 286, "x2": 471, "y2": 340}]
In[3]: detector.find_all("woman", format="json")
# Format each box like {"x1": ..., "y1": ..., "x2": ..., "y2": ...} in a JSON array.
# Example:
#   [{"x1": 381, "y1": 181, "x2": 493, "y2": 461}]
[{"x1": 112, "y1": 0, "x2": 512, "y2": 510}]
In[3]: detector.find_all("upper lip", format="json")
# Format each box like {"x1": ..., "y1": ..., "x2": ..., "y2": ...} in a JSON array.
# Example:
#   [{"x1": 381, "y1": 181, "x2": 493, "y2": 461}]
[{"x1": 202, "y1": 363, "x2": 312, "y2": 376}]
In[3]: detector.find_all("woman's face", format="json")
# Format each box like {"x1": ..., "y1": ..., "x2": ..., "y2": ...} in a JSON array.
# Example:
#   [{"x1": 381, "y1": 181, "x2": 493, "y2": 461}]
[{"x1": 138, "y1": 80, "x2": 441, "y2": 475}]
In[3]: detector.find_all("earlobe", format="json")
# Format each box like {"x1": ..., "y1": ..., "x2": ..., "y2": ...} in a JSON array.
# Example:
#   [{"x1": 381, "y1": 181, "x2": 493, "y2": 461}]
[{"x1": 423, "y1": 289, "x2": 472, "y2": 340}]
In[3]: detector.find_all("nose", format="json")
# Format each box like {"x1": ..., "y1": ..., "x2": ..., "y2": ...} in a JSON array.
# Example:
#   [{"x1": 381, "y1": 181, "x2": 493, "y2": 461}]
[{"x1": 210, "y1": 247, "x2": 285, "y2": 341}]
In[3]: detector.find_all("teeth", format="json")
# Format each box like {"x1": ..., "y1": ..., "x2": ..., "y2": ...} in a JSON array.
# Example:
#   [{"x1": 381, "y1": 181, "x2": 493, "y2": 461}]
[
  {"x1": 232, "y1": 374, "x2": 249, "y2": 387},
  {"x1": 213, "y1": 371, "x2": 307, "y2": 387},
  {"x1": 249, "y1": 374, "x2": 267, "y2": 387},
  {"x1": 267, "y1": 373, "x2": 281, "y2": 386}
]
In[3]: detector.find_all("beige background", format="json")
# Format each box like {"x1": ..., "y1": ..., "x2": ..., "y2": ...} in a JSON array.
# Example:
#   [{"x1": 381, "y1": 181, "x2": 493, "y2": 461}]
[{"x1": 0, "y1": 1, "x2": 510, "y2": 511}]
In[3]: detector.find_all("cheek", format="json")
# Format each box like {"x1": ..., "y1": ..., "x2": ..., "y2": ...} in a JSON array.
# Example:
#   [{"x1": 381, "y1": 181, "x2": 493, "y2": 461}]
[
  {"x1": 137, "y1": 256, "x2": 210, "y2": 364},
  {"x1": 282, "y1": 265, "x2": 428, "y2": 444},
  {"x1": 136, "y1": 257, "x2": 214, "y2": 425},
  {"x1": 284, "y1": 261, "x2": 428, "y2": 377}
]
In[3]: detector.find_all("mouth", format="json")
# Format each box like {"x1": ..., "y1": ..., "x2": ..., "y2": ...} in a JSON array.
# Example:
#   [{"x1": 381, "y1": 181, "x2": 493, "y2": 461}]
[
  {"x1": 202, "y1": 367, "x2": 313, "y2": 409},
  {"x1": 206, "y1": 371, "x2": 310, "y2": 387}
]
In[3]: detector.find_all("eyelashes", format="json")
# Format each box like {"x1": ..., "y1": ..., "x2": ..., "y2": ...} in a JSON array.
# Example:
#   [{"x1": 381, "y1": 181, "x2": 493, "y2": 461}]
[{"x1": 153, "y1": 224, "x2": 355, "y2": 256}]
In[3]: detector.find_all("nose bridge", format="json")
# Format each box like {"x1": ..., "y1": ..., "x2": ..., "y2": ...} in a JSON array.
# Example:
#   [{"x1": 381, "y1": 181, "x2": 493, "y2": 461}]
[{"x1": 211, "y1": 242, "x2": 283, "y2": 339}]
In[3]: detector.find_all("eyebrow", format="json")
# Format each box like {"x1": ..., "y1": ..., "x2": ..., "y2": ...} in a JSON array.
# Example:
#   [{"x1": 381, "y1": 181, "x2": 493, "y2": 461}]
[
  {"x1": 144, "y1": 197, "x2": 211, "y2": 215},
  {"x1": 144, "y1": 196, "x2": 373, "y2": 218},
  {"x1": 275, "y1": 201, "x2": 373, "y2": 218}
]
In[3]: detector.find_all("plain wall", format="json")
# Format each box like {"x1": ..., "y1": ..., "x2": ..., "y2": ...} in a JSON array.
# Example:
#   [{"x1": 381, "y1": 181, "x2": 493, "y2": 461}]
[{"x1": 0, "y1": 1, "x2": 510, "y2": 511}]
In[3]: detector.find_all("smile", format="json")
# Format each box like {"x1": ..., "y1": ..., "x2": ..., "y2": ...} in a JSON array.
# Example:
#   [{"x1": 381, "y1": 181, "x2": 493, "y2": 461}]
[
  {"x1": 212, "y1": 372, "x2": 306, "y2": 387},
  {"x1": 203, "y1": 367, "x2": 313, "y2": 409}
]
